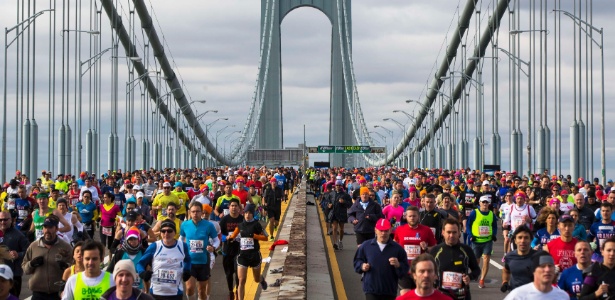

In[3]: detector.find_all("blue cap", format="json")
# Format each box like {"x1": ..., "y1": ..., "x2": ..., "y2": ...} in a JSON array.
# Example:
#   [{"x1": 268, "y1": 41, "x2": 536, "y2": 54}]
[
  {"x1": 174, "y1": 182, "x2": 182, "y2": 188},
  {"x1": 609, "y1": 179, "x2": 614, "y2": 183}
]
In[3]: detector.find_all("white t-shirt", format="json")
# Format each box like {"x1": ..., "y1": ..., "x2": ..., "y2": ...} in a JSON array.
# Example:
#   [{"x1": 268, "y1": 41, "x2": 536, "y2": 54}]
[
  {"x1": 560, "y1": 202, "x2": 575, "y2": 213},
  {"x1": 503, "y1": 282, "x2": 569, "y2": 300},
  {"x1": 499, "y1": 202, "x2": 513, "y2": 222},
  {"x1": 61, "y1": 271, "x2": 115, "y2": 300}
]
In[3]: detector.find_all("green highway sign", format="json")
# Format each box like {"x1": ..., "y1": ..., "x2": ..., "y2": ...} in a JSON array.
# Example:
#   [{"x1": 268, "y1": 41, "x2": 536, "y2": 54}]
[{"x1": 310, "y1": 145, "x2": 385, "y2": 154}]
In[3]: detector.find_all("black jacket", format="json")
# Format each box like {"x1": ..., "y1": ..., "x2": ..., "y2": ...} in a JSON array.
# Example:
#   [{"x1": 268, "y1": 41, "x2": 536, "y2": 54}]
[
  {"x1": 0, "y1": 225, "x2": 29, "y2": 276},
  {"x1": 348, "y1": 200, "x2": 383, "y2": 234}
]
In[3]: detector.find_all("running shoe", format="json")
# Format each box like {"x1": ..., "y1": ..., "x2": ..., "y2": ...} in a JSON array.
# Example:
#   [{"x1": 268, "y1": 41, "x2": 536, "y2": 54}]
[
  {"x1": 478, "y1": 279, "x2": 485, "y2": 289},
  {"x1": 338, "y1": 240, "x2": 344, "y2": 250},
  {"x1": 333, "y1": 242, "x2": 339, "y2": 250},
  {"x1": 261, "y1": 278, "x2": 268, "y2": 290}
]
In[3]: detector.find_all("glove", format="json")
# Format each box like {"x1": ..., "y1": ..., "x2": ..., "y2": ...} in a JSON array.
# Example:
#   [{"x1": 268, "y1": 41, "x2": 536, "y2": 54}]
[
  {"x1": 139, "y1": 270, "x2": 153, "y2": 282},
  {"x1": 500, "y1": 282, "x2": 510, "y2": 293},
  {"x1": 469, "y1": 236, "x2": 475, "y2": 242},
  {"x1": 58, "y1": 260, "x2": 70, "y2": 271},
  {"x1": 182, "y1": 271, "x2": 191, "y2": 282},
  {"x1": 492, "y1": 235, "x2": 497, "y2": 242},
  {"x1": 30, "y1": 256, "x2": 44, "y2": 268}
]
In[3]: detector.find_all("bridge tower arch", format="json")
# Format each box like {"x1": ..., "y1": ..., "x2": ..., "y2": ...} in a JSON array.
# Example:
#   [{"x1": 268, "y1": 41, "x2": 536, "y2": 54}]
[{"x1": 257, "y1": 0, "x2": 356, "y2": 167}]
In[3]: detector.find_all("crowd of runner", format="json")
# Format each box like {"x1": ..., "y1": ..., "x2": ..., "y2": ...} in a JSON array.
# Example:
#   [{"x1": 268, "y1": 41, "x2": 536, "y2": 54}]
[
  {"x1": 0, "y1": 167, "x2": 297, "y2": 300},
  {"x1": 306, "y1": 167, "x2": 615, "y2": 300}
]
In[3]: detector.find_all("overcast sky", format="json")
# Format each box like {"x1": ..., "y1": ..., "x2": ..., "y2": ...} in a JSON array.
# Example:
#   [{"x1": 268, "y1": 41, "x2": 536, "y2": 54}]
[{"x1": 0, "y1": 0, "x2": 614, "y2": 179}]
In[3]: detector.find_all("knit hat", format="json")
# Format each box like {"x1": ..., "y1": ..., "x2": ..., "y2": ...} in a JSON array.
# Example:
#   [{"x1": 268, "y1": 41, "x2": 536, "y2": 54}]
[
  {"x1": 113, "y1": 259, "x2": 138, "y2": 280},
  {"x1": 202, "y1": 204, "x2": 213, "y2": 214},
  {"x1": 126, "y1": 226, "x2": 141, "y2": 241},
  {"x1": 244, "y1": 203, "x2": 256, "y2": 215},
  {"x1": 359, "y1": 187, "x2": 370, "y2": 195}
]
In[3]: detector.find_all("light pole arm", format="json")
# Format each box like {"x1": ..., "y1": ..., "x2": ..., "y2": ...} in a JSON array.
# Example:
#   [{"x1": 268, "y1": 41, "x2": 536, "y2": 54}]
[{"x1": 6, "y1": 10, "x2": 53, "y2": 48}]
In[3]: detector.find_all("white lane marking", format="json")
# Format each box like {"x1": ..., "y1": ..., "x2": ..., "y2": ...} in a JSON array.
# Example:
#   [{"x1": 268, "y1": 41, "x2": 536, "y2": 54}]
[{"x1": 490, "y1": 258, "x2": 504, "y2": 270}]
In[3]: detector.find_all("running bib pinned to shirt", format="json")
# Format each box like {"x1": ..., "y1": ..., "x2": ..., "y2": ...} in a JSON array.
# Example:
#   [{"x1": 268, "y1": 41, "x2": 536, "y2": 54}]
[
  {"x1": 35, "y1": 229, "x2": 43, "y2": 240},
  {"x1": 190, "y1": 240, "x2": 204, "y2": 253},
  {"x1": 478, "y1": 226, "x2": 490, "y2": 237},
  {"x1": 240, "y1": 237, "x2": 254, "y2": 251},
  {"x1": 102, "y1": 227, "x2": 113, "y2": 236},
  {"x1": 441, "y1": 271, "x2": 463, "y2": 289},
  {"x1": 18, "y1": 209, "x2": 28, "y2": 218},
  {"x1": 156, "y1": 269, "x2": 177, "y2": 284},
  {"x1": 404, "y1": 245, "x2": 421, "y2": 260}
]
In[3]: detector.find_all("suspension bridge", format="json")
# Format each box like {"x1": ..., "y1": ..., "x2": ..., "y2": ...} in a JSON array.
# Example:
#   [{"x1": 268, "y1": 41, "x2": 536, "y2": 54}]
[{"x1": 1, "y1": 0, "x2": 612, "y2": 183}]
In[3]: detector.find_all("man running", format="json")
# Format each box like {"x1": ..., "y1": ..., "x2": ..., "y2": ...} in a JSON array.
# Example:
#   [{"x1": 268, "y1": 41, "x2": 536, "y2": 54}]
[{"x1": 466, "y1": 195, "x2": 497, "y2": 289}]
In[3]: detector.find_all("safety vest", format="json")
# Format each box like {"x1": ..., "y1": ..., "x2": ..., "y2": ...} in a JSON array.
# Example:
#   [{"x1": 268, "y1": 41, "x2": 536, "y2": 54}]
[
  {"x1": 471, "y1": 209, "x2": 494, "y2": 243},
  {"x1": 74, "y1": 271, "x2": 112, "y2": 300}
]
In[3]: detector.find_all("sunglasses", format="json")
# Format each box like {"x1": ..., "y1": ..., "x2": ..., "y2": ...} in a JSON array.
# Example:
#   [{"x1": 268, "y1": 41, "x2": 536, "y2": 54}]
[
  {"x1": 0, "y1": 218, "x2": 9, "y2": 222},
  {"x1": 160, "y1": 229, "x2": 174, "y2": 234},
  {"x1": 163, "y1": 187, "x2": 171, "y2": 189}
]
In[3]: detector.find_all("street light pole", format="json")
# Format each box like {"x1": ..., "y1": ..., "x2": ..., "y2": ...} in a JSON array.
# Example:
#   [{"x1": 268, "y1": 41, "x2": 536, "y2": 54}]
[
  {"x1": 2, "y1": 9, "x2": 52, "y2": 183},
  {"x1": 554, "y1": 9, "x2": 606, "y2": 184},
  {"x1": 499, "y1": 47, "x2": 531, "y2": 176}
]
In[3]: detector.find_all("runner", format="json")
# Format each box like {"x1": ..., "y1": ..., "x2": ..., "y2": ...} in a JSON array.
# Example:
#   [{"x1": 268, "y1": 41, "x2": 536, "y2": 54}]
[
  {"x1": 180, "y1": 202, "x2": 219, "y2": 300},
  {"x1": 227, "y1": 204, "x2": 268, "y2": 299},
  {"x1": 219, "y1": 199, "x2": 243, "y2": 300},
  {"x1": 395, "y1": 206, "x2": 437, "y2": 294},
  {"x1": 329, "y1": 180, "x2": 351, "y2": 250},
  {"x1": 430, "y1": 218, "x2": 480, "y2": 300},
  {"x1": 262, "y1": 178, "x2": 284, "y2": 241},
  {"x1": 558, "y1": 240, "x2": 592, "y2": 300},
  {"x1": 544, "y1": 214, "x2": 577, "y2": 272},
  {"x1": 588, "y1": 202, "x2": 615, "y2": 262},
  {"x1": 466, "y1": 195, "x2": 497, "y2": 289},
  {"x1": 501, "y1": 225, "x2": 537, "y2": 292}
]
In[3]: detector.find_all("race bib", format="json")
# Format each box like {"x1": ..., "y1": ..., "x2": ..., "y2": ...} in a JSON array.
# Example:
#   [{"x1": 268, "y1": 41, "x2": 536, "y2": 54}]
[
  {"x1": 102, "y1": 227, "x2": 113, "y2": 236},
  {"x1": 465, "y1": 210, "x2": 472, "y2": 217},
  {"x1": 133, "y1": 276, "x2": 141, "y2": 288},
  {"x1": 223, "y1": 209, "x2": 230, "y2": 216},
  {"x1": 35, "y1": 229, "x2": 43, "y2": 240},
  {"x1": 478, "y1": 226, "x2": 490, "y2": 237},
  {"x1": 514, "y1": 219, "x2": 525, "y2": 227},
  {"x1": 190, "y1": 240, "x2": 204, "y2": 253},
  {"x1": 7, "y1": 201, "x2": 15, "y2": 210},
  {"x1": 404, "y1": 244, "x2": 421, "y2": 261},
  {"x1": 156, "y1": 269, "x2": 177, "y2": 284},
  {"x1": 18, "y1": 209, "x2": 28, "y2": 218},
  {"x1": 240, "y1": 237, "x2": 254, "y2": 251},
  {"x1": 441, "y1": 271, "x2": 463, "y2": 289}
]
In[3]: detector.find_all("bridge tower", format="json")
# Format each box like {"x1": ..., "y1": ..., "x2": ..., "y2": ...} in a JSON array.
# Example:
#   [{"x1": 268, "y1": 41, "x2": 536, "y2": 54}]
[{"x1": 257, "y1": 0, "x2": 356, "y2": 167}]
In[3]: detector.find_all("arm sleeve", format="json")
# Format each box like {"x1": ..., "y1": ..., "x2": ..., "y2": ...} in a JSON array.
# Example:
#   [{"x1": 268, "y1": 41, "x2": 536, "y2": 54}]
[
  {"x1": 466, "y1": 211, "x2": 475, "y2": 238},
  {"x1": 579, "y1": 271, "x2": 600, "y2": 300},
  {"x1": 352, "y1": 244, "x2": 367, "y2": 274},
  {"x1": 228, "y1": 227, "x2": 240, "y2": 240},
  {"x1": 137, "y1": 243, "x2": 157, "y2": 274},
  {"x1": 182, "y1": 242, "x2": 191, "y2": 273}
]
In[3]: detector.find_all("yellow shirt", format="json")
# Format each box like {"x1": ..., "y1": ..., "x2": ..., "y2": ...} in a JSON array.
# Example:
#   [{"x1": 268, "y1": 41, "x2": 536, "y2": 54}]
[
  {"x1": 152, "y1": 193, "x2": 180, "y2": 219},
  {"x1": 171, "y1": 190, "x2": 189, "y2": 216}
]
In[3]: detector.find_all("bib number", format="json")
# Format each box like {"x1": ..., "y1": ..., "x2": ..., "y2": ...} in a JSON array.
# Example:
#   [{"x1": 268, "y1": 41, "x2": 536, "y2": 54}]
[
  {"x1": 190, "y1": 240, "x2": 204, "y2": 253},
  {"x1": 35, "y1": 229, "x2": 43, "y2": 240},
  {"x1": 156, "y1": 269, "x2": 177, "y2": 284},
  {"x1": 223, "y1": 209, "x2": 230, "y2": 217},
  {"x1": 441, "y1": 271, "x2": 463, "y2": 289},
  {"x1": 102, "y1": 227, "x2": 113, "y2": 236},
  {"x1": 478, "y1": 226, "x2": 490, "y2": 237},
  {"x1": 404, "y1": 244, "x2": 421, "y2": 261},
  {"x1": 240, "y1": 237, "x2": 254, "y2": 251},
  {"x1": 18, "y1": 209, "x2": 28, "y2": 218}
]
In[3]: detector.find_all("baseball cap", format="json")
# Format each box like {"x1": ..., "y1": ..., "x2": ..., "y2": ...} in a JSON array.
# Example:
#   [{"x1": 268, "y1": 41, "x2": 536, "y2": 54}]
[
  {"x1": 0, "y1": 264, "x2": 13, "y2": 280},
  {"x1": 479, "y1": 195, "x2": 491, "y2": 203},
  {"x1": 162, "y1": 182, "x2": 172, "y2": 188},
  {"x1": 375, "y1": 218, "x2": 392, "y2": 231},
  {"x1": 482, "y1": 180, "x2": 490, "y2": 186},
  {"x1": 549, "y1": 198, "x2": 561, "y2": 205},
  {"x1": 558, "y1": 214, "x2": 574, "y2": 223},
  {"x1": 335, "y1": 180, "x2": 344, "y2": 186},
  {"x1": 609, "y1": 179, "x2": 614, "y2": 183},
  {"x1": 125, "y1": 211, "x2": 138, "y2": 222},
  {"x1": 36, "y1": 192, "x2": 49, "y2": 199},
  {"x1": 42, "y1": 216, "x2": 59, "y2": 227},
  {"x1": 270, "y1": 178, "x2": 277, "y2": 183},
  {"x1": 133, "y1": 185, "x2": 141, "y2": 190},
  {"x1": 136, "y1": 192, "x2": 144, "y2": 198},
  {"x1": 174, "y1": 182, "x2": 182, "y2": 188},
  {"x1": 113, "y1": 259, "x2": 138, "y2": 280}
]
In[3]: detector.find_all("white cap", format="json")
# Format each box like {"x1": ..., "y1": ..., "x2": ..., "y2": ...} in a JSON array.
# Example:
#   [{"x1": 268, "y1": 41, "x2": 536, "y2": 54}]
[
  {"x1": 0, "y1": 264, "x2": 13, "y2": 280},
  {"x1": 136, "y1": 192, "x2": 144, "y2": 198},
  {"x1": 479, "y1": 195, "x2": 492, "y2": 203},
  {"x1": 162, "y1": 182, "x2": 172, "y2": 188},
  {"x1": 133, "y1": 185, "x2": 141, "y2": 190},
  {"x1": 409, "y1": 179, "x2": 416, "y2": 185},
  {"x1": 336, "y1": 175, "x2": 342, "y2": 180},
  {"x1": 482, "y1": 180, "x2": 490, "y2": 186}
]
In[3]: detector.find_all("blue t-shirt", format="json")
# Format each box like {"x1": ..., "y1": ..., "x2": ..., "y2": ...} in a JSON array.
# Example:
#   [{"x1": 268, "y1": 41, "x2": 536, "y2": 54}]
[
  {"x1": 531, "y1": 228, "x2": 560, "y2": 249},
  {"x1": 589, "y1": 220, "x2": 615, "y2": 254},
  {"x1": 558, "y1": 264, "x2": 584, "y2": 300},
  {"x1": 274, "y1": 174, "x2": 286, "y2": 189},
  {"x1": 180, "y1": 219, "x2": 218, "y2": 264},
  {"x1": 76, "y1": 201, "x2": 97, "y2": 223}
]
